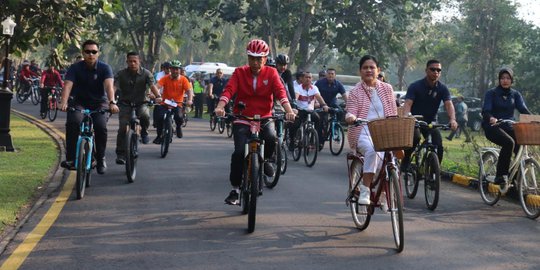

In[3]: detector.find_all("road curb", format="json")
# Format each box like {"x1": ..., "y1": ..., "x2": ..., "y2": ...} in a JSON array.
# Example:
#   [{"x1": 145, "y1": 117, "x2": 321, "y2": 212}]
[
  {"x1": 0, "y1": 110, "x2": 68, "y2": 255},
  {"x1": 442, "y1": 171, "x2": 479, "y2": 189}
]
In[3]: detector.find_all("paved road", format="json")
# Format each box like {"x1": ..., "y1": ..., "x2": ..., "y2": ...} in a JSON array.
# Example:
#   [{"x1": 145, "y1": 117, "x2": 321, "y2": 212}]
[{"x1": 1, "y1": 100, "x2": 539, "y2": 270}]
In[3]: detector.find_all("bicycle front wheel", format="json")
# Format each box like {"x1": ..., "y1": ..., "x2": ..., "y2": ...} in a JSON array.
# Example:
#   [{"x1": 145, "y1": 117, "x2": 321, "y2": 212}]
[
  {"x1": 218, "y1": 119, "x2": 225, "y2": 134},
  {"x1": 210, "y1": 116, "x2": 217, "y2": 131},
  {"x1": 424, "y1": 152, "x2": 441, "y2": 211},
  {"x1": 329, "y1": 124, "x2": 345, "y2": 156},
  {"x1": 48, "y1": 97, "x2": 58, "y2": 121},
  {"x1": 303, "y1": 128, "x2": 319, "y2": 167},
  {"x1": 248, "y1": 153, "x2": 259, "y2": 233},
  {"x1": 75, "y1": 139, "x2": 91, "y2": 199},
  {"x1": 478, "y1": 151, "x2": 500, "y2": 205},
  {"x1": 292, "y1": 129, "x2": 302, "y2": 161},
  {"x1": 160, "y1": 118, "x2": 172, "y2": 158},
  {"x1": 349, "y1": 158, "x2": 370, "y2": 230},
  {"x1": 125, "y1": 129, "x2": 138, "y2": 183},
  {"x1": 16, "y1": 89, "x2": 26, "y2": 103},
  {"x1": 389, "y1": 168, "x2": 404, "y2": 252},
  {"x1": 31, "y1": 87, "x2": 40, "y2": 105},
  {"x1": 519, "y1": 158, "x2": 540, "y2": 219},
  {"x1": 280, "y1": 142, "x2": 288, "y2": 175}
]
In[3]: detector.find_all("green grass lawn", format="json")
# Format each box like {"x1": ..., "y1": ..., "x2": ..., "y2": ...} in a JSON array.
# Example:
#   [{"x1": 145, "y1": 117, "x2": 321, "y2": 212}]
[{"x1": 0, "y1": 115, "x2": 58, "y2": 232}]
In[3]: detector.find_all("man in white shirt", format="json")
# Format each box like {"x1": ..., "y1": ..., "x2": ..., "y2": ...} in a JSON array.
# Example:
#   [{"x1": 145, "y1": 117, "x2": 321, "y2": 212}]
[{"x1": 290, "y1": 71, "x2": 328, "y2": 150}]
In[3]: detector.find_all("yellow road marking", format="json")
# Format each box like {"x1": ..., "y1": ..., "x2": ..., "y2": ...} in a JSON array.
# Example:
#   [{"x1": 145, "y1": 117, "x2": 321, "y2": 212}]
[{"x1": 1, "y1": 112, "x2": 72, "y2": 270}]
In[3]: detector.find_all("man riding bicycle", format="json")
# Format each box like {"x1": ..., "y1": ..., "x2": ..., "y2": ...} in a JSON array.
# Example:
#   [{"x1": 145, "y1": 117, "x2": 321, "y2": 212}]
[
  {"x1": 19, "y1": 60, "x2": 38, "y2": 94},
  {"x1": 152, "y1": 60, "x2": 193, "y2": 144},
  {"x1": 114, "y1": 52, "x2": 162, "y2": 164},
  {"x1": 214, "y1": 39, "x2": 296, "y2": 205},
  {"x1": 401, "y1": 59, "x2": 457, "y2": 176},
  {"x1": 39, "y1": 65, "x2": 64, "y2": 118}
]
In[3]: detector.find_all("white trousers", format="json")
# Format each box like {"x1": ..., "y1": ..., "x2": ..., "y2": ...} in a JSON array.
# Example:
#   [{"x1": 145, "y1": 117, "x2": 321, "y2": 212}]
[{"x1": 356, "y1": 127, "x2": 383, "y2": 174}]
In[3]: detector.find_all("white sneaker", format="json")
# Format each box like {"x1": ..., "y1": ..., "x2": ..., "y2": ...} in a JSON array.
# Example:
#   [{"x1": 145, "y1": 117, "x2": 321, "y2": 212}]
[{"x1": 358, "y1": 185, "x2": 371, "y2": 205}]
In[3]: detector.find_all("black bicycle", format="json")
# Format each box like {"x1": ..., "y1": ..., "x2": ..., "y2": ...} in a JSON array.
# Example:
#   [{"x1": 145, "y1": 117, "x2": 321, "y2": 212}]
[
  {"x1": 121, "y1": 101, "x2": 152, "y2": 183},
  {"x1": 402, "y1": 118, "x2": 450, "y2": 211},
  {"x1": 182, "y1": 102, "x2": 189, "y2": 128},
  {"x1": 263, "y1": 112, "x2": 287, "y2": 189},
  {"x1": 46, "y1": 86, "x2": 61, "y2": 122},
  {"x1": 160, "y1": 99, "x2": 179, "y2": 158},
  {"x1": 292, "y1": 109, "x2": 322, "y2": 167},
  {"x1": 322, "y1": 107, "x2": 345, "y2": 155}
]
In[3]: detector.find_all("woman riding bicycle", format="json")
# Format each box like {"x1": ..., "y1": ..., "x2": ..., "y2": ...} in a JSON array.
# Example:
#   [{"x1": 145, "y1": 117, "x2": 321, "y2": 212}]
[
  {"x1": 345, "y1": 55, "x2": 397, "y2": 204},
  {"x1": 482, "y1": 67, "x2": 531, "y2": 185}
]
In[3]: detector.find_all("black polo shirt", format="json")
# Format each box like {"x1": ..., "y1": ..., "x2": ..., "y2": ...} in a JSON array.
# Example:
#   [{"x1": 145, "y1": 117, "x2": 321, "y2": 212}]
[
  {"x1": 65, "y1": 60, "x2": 113, "y2": 106},
  {"x1": 210, "y1": 76, "x2": 228, "y2": 97},
  {"x1": 405, "y1": 78, "x2": 451, "y2": 123}
]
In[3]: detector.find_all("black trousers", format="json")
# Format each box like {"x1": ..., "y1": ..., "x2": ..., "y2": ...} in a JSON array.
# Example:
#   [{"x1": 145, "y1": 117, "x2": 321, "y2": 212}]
[
  {"x1": 65, "y1": 103, "x2": 109, "y2": 161},
  {"x1": 483, "y1": 123, "x2": 518, "y2": 177},
  {"x1": 193, "y1": 93, "x2": 204, "y2": 118},
  {"x1": 401, "y1": 127, "x2": 444, "y2": 171},
  {"x1": 229, "y1": 122, "x2": 276, "y2": 187},
  {"x1": 39, "y1": 87, "x2": 52, "y2": 114}
]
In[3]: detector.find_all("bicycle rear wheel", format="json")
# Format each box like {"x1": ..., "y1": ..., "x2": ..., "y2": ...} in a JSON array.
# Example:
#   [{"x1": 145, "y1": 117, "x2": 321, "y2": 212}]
[
  {"x1": 125, "y1": 129, "x2": 138, "y2": 183},
  {"x1": 424, "y1": 152, "x2": 440, "y2": 211},
  {"x1": 329, "y1": 124, "x2": 345, "y2": 156},
  {"x1": 519, "y1": 158, "x2": 540, "y2": 219},
  {"x1": 292, "y1": 129, "x2": 302, "y2": 161},
  {"x1": 389, "y1": 168, "x2": 404, "y2": 252},
  {"x1": 160, "y1": 118, "x2": 172, "y2": 158},
  {"x1": 48, "y1": 97, "x2": 58, "y2": 121},
  {"x1": 241, "y1": 155, "x2": 251, "y2": 215},
  {"x1": 248, "y1": 153, "x2": 259, "y2": 233},
  {"x1": 280, "y1": 142, "x2": 287, "y2": 175},
  {"x1": 404, "y1": 152, "x2": 420, "y2": 199},
  {"x1": 76, "y1": 139, "x2": 90, "y2": 199},
  {"x1": 303, "y1": 128, "x2": 319, "y2": 167},
  {"x1": 16, "y1": 89, "x2": 26, "y2": 103},
  {"x1": 478, "y1": 151, "x2": 500, "y2": 205},
  {"x1": 349, "y1": 159, "x2": 370, "y2": 230}
]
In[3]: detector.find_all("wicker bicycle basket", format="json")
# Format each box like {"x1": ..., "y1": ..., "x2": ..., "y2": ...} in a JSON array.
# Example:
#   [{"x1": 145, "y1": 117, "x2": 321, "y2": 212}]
[
  {"x1": 367, "y1": 117, "x2": 415, "y2": 151},
  {"x1": 514, "y1": 122, "x2": 540, "y2": 145}
]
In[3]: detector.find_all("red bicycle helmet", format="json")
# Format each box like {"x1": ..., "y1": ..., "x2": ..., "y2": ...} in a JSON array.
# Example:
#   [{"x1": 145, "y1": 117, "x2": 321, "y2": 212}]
[{"x1": 246, "y1": 39, "x2": 269, "y2": 57}]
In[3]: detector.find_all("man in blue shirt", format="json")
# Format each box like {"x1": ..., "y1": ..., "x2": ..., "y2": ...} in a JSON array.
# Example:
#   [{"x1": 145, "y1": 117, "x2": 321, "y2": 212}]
[
  {"x1": 207, "y1": 69, "x2": 228, "y2": 114},
  {"x1": 60, "y1": 40, "x2": 119, "y2": 174},
  {"x1": 401, "y1": 59, "x2": 457, "y2": 173},
  {"x1": 315, "y1": 68, "x2": 347, "y2": 150}
]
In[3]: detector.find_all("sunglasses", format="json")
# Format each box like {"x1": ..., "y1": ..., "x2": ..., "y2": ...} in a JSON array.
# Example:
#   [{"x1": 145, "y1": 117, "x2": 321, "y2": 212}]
[
  {"x1": 84, "y1": 50, "x2": 99, "y2": 55},
  {"x1": 429, "y1": 67, "x2": 442, "y2": 73}
]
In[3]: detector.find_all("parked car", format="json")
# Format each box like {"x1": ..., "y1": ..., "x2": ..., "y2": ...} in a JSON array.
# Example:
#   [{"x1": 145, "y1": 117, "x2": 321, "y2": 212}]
[{"x1": 437, "y1": 96, "x2": 483, "y2": 131}]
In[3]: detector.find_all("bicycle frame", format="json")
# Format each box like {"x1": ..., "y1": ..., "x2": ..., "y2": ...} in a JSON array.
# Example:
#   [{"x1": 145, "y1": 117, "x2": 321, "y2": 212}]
[
  {"x1": 75, "y1": 110, "x2": 96, "y2": 171},
  {"x1": 479, "y1": 145, "x2": 530, "y2": 193}
]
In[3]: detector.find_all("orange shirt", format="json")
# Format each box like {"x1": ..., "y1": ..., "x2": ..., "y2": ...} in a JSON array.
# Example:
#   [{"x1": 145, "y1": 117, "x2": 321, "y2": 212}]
[{"x1": 157, "y1": 74, "x2": 191, "y2": 105}]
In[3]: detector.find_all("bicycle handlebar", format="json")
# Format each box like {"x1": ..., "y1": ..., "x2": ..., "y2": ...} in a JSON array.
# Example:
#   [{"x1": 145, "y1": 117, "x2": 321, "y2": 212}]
[
  {"x1": 415, "y1": 120, "x2": 451, "y2": 130},
  {"x1": 67, "y1": 107, "x2": 111, "y2": 115}
]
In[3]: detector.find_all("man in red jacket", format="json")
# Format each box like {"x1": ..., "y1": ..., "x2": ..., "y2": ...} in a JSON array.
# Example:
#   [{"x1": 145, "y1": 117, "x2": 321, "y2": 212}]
[{"x1": 215, "y1": 39, "x2": 296, "y2": 205}]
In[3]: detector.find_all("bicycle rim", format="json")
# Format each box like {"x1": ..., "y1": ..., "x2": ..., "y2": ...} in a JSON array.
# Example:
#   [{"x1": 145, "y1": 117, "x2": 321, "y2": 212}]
[
  {"x1": 519, "y1": 158, "x2": 540, "y2": 219},
  {"x1": 31, "y1": 88, "x2": 39, "y2": 105},
  {"x1": 210, "y1": 117, "x2": 217, "y2": 131},
  {"x1": 349, "y1": 159, "x2": 370, "y2": 230},
  {"x1": 76, "y1": 140, "x2": 89, "y2": 199},
  {"x1": 303, "y1": 128, "x2": 318, "y2": 167},
  {"x1": 182, "y1": 113, "x2": 188, "y2": 127},
  {"x1": 125, "y1": 130, "x2": 137, "y2": 183},
  {"x1": 329, "y1": 124, "x2": 344, "y2": 156},
  {"x1": 218, "y1": 119, "x2": 225, "y2": 134},
  {"x1": 16, "y1": 90, "x2": 25, "y2": 103},
  {"x1": 424, "y1": 152, "x2": 440, "y2": 211},
  {"x1": 389, "y1": 169, "x2": 404, "y2": 252},
  {"x1": 241, "y1": 156, "x2": 250, "y2": 215},
  {"x1": 404, "y1": 167, "x2": 419, "y2": 199},
  {"x1": 479, "y1": 151, "x2": 500, "y2": 205},
  {"x1": 226, "y1": 124, "x2": 233, "y2": 138},
  {"x1": 248, "y1": 153, "x2": 259, "y2": 233}
]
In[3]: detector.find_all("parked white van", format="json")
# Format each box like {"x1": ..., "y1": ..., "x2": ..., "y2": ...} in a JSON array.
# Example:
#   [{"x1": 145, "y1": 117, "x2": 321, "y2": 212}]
[{"x1": 184, "y1": 62, "x2": 236, "y2": 77}]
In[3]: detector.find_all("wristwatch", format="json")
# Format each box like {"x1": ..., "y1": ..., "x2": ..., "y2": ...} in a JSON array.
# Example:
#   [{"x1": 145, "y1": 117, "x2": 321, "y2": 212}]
[{"x1": 109, "y1": 100, "x2": 117, "y2": 105}]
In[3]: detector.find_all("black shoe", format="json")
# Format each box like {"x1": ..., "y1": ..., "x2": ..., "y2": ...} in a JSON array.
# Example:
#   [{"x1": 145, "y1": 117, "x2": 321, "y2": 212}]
[
  {"x1": 446, "y1": 136, "x2": 452, "y2": 141},
  {"x1": 60, "y1": 160, "x2": 75, "y2": 170},
  {"x1": 96, "y1": 159, "x2": 107, "y2": 174},
  {"x1": 224, "y1": 189, "x2": 239, "y2": 205},
  {"x1": 153, "y1": 137, "x2": 162, "y2": 144},
  {"x1": 176, "y1": 126, "x2": 183, "y2": 138},
  {"x1": 264, "y1": 162, "x2": 275, "y2": 177},
  {"x1": 319, "y1": 144, "x2": 324, "y2": 151},
  {"x1": 115, "y1": 157, "x2": 126, "y2": 165},
  {"x1": 141, "y1": 135, "x2": 149, "y2": 144},
  {"x1": 493, "y1": 175, "x2": 508, "y2": 185},
  {"x1": 40, "y1": 112, "x2": 46, "y2": 119}
]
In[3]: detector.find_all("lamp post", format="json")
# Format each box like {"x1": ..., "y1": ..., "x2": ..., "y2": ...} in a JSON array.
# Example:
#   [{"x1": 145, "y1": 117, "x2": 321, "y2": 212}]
[{"x1": 0, "y1": 17, "x2": 16, "y2": 152}]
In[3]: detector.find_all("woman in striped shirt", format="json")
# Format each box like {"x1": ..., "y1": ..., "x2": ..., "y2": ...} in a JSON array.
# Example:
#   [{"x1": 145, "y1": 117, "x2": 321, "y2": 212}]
[{"x1": 345, "y1": 55, "x2": 397, "y2": 205}]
